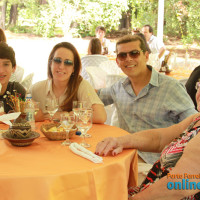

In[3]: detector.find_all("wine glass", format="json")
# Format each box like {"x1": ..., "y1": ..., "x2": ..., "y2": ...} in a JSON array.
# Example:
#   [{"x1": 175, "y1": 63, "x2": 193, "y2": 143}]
[
  {"x1": 61, "y1": 114, "x2": 75, "y2": 146},
  {"x1": 76, "y1": 109, "x2": 92, "y2": 148},
  {"x1": 45, "y1": 97, "x2": 58, "y2": 122}
]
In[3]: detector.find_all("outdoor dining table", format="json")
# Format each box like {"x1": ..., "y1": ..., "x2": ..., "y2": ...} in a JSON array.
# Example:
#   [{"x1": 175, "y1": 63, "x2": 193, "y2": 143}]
[
  {"x1": 166, "y1": 69, "x2": 192, "y2": 80},
  {"x1": 0, "y1": 121, "x2": 138, "y2": 200}
]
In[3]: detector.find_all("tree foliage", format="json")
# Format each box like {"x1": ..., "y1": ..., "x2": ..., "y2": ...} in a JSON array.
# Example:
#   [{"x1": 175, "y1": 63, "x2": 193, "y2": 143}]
[
  {"x1": 7, "y1": 0, "x2": 128, "y2": 37},
  {"x1": 0, "y1": 0, "x2": 200, "y2": 43},
  {"x1": 130, "y1": 0, "x2": 200, "y2": 43}
]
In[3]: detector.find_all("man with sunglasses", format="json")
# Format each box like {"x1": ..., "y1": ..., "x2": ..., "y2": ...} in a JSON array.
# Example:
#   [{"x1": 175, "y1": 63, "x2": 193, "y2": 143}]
[{"x1": 97, "y1": 35, "x2": 197, "y2": 164}]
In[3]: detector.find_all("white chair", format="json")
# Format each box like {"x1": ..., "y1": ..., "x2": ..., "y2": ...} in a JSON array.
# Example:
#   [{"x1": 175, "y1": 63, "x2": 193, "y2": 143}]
[
  {"x1": 85, "y1": 66, "x2": 107, "y2": 90},
  {"x1": 147, "y1": 53, "x2": 161, "y2": 70},
  {"x1": 81, "y1": 55, "x2": 109, "y2": 81},
  {"x1": 105, "y1": 74, "x2": 126, "y2": 126},
  {"x1": 10, "y1": 66, "x2": 24, "y2": 82},
  {"x1": 106, "y1": 74, "x2": 126, "y2": 87},
  {"x1": 99, "y1": 60, "x2": 123, "y2": 75},
  {"x1": 21, "y1": 73, "x2": 34, "y2": 92}
]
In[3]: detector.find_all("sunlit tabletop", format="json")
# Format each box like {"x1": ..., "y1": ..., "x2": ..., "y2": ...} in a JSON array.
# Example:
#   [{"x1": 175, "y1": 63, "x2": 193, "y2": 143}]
[
  {"x1": 0, "y1": 122, "x2": 137, "y2": 200},
  {"x1": 166, "y1": 69, "x2": 192, "y2": 80}
]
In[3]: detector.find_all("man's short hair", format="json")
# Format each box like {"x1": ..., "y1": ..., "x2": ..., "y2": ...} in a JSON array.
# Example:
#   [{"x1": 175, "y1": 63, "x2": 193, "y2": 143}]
[
  {"x1": 135, "y1": 33, "x2": 151, "y2": 54},
  {"x1": 0, "y1": 42, "x2": 16, "y2": 67},
  {"x1": 95, "y1": 26, "x2": 106, "y2": 33},
  {"x1": 143, "y1": 24, "x2": 153, "y2": 33},
  {"x1": 116, "y1": 35, "x2": 147, "y2": 54}
]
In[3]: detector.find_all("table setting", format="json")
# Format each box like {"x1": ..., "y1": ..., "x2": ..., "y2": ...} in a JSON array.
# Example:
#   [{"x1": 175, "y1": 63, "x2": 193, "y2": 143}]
[{"x1": 0, "y1": 100, "x2": 138, "y2": 200}]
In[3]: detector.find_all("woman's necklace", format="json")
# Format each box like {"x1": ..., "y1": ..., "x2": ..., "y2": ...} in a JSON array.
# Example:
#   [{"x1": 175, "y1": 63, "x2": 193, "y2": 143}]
[{"x1": 52, "y1": 82, "x2": 67, "y2": 98}]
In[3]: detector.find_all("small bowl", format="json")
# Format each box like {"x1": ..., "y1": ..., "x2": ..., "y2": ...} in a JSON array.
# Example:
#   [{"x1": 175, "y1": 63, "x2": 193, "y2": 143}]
[
  {"x1": 40, "y1": 123, "x2": 77, "y2": 141},
  {"x1": 2, "y1": 131, "x2": 40, "y2": 147}
]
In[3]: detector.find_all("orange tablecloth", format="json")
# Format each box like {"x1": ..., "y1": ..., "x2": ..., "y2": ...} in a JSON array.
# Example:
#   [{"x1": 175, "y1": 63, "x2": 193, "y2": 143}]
[
  {"x1": 106, "y1": 54, "x2": 116, "y2": 60},
  {"x1": 166, "y1": 69, "x2": 192, "y2": 80},
  {"x1": 0, "y1": 123, "x2": 137, "y2": 200}
]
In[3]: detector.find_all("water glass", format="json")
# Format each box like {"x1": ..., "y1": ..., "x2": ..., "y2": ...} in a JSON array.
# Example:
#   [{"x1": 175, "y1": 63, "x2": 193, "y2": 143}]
[
  {"x1": 33, "y1": 102, "x2": 40, "y2": 115},
  {"x1": 81, "y1": 108, "x2": 93, "y2": 138},
  {"x1": 76, "y1": 109, "x2": 92, "y2": 148},
  {"x1": 45, "y1": 97, "x2": 58, "y2": 122}
]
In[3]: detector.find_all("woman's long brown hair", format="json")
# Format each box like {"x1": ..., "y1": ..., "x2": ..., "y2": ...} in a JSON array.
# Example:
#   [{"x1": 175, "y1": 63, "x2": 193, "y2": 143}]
[{"x1": 47, "y1": 42, "x2": 83, "y2": 111}]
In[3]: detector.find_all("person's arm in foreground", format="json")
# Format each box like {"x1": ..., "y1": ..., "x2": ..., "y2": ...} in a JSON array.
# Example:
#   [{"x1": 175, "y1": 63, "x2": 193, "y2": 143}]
[
  {"x1": 130, "y1": 132, "x2": 200, "y2": 200},
  {"x1": 95, "y1": 113, "x2": 196, "y2": 156}
]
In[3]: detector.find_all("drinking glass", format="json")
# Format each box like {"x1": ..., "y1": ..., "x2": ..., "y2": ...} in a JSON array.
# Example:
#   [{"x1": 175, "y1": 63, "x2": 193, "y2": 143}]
[
  {"x1": 72, "y1": 101, "x2": 85, "y2": 118},
  {"x1": 45, "y1": 97, "x2": 58, "y2": 122},
  {"x1": 0, "y1": 101, "x2": 4, "y2": 114},
  {"x1": 61, "y1": 114, "x2": 75, "y2": 146},
  {"x1": 81, "y1": 108, "x2": 93, "y2": 138},
  {"x1": 33, "y1": 102, "x2": 40, "y2": 115},
  {"x1": 76, "y1": 109, "x2": 92, "y2": 148}
]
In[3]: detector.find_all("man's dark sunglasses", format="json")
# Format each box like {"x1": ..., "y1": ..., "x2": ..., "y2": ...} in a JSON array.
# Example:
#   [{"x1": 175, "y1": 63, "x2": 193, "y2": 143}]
[
  {"x1": 117, "y1": 50, "x2": 143, "y2": 61},
  {"x1": 52, "y1": 57, "x2": 73, "y2": 66}
]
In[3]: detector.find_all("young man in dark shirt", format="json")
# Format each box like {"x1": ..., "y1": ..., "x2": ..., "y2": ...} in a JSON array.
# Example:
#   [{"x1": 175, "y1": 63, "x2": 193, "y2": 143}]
[{"x1": 0, "y1": 42, "x2": 26, "y2": 113}]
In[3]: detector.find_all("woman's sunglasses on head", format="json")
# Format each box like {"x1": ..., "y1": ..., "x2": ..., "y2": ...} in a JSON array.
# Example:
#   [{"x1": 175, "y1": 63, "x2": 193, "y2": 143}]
[
  {"x1": 117, "y1": 50, "x2": 143, "y2": 61},
  {"x1": 52, "y1": 57, "x2": 73, "y2": 66}
]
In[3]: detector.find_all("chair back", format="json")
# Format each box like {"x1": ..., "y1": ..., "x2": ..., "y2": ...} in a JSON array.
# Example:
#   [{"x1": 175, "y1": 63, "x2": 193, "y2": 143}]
[
  {"x1": 100, "y1": 60, "x2": 123, "y2": 75},
  {"x1": 21, "y1": 73, "x2": 34, "y2": 92},
  {"x1": 85, "y1": 66, "x2": 107, "y2": 89},
  {"x1": 81, "y1": 55, "x2": 109, "y2": 80},
  {"x1": 10, "y1": 66, "x2": 24, "y2": 82}
]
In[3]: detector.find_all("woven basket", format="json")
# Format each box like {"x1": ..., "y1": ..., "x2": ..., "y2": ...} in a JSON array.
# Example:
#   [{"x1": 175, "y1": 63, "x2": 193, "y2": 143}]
[{"x1": 40, "y1": 123, "x2": 77, "y2": 141}]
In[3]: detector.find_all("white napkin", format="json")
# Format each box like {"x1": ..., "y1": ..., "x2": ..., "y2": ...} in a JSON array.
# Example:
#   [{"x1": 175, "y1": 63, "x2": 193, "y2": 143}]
[
  {"x1": 0, "y1": 112, "x2": 21, "y2": 126},
  {"x1": 69, "y1": 142, "x2": 103, "y2": 164}
]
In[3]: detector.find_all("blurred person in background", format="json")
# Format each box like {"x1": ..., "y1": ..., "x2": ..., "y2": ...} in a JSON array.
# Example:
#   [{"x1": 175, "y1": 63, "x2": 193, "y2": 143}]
[
  {"x1": 87, "y1": 38, "x2": 102, "y2": 55},
  {"x1": 142, "y1": 24, "x2": 165, "y2": 59},
  {"x1": 81, "y1": 38, "x2": 108, "y2": 81},
  {"x1": 95, "y1": 26, "x2": 112, "y2": 55}
]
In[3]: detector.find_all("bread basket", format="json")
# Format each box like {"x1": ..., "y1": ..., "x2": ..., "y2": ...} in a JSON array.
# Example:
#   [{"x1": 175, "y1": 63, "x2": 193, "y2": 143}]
[{"x1": 40, "y1": 123, "x2": 77, "y2": 140}]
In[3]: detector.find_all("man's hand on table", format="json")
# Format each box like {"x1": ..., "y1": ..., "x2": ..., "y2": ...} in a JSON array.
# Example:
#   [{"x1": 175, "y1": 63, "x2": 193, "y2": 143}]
[{"x1": 95, "y1": 137, "x2": 123, "y2": 156}]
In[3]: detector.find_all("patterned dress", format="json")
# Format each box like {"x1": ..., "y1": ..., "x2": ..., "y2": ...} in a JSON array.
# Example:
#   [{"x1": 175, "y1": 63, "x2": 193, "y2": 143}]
[{"x1": 128, "y1": 116, "x2": 200, "y2": 199}]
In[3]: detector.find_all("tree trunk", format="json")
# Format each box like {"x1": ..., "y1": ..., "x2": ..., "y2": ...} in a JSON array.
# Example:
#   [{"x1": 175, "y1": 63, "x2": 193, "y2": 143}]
[
  {"x1": 38, "y1": 0, "x2": 48, "y2": 4},
  {"x1": 9, "y1": 4, "x2": 18, "y2": 25},
  {"x1": 0, "y1": 0, "x2": 7, "y2": 29}
]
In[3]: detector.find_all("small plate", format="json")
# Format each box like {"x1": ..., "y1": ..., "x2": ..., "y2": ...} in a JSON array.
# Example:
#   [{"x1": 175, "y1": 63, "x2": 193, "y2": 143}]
[{"x1": 2, "y1": 131, "x2": 40, "y2": 147}]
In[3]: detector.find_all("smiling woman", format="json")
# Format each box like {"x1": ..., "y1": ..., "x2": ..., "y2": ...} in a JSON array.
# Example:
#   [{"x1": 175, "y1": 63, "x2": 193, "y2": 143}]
[
  {"x1": 30, "y1": 42, "x2": 106, "y2": 124},
  {"x1": 0, "y1": 43, "x2": 26, "y2": 113}
]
